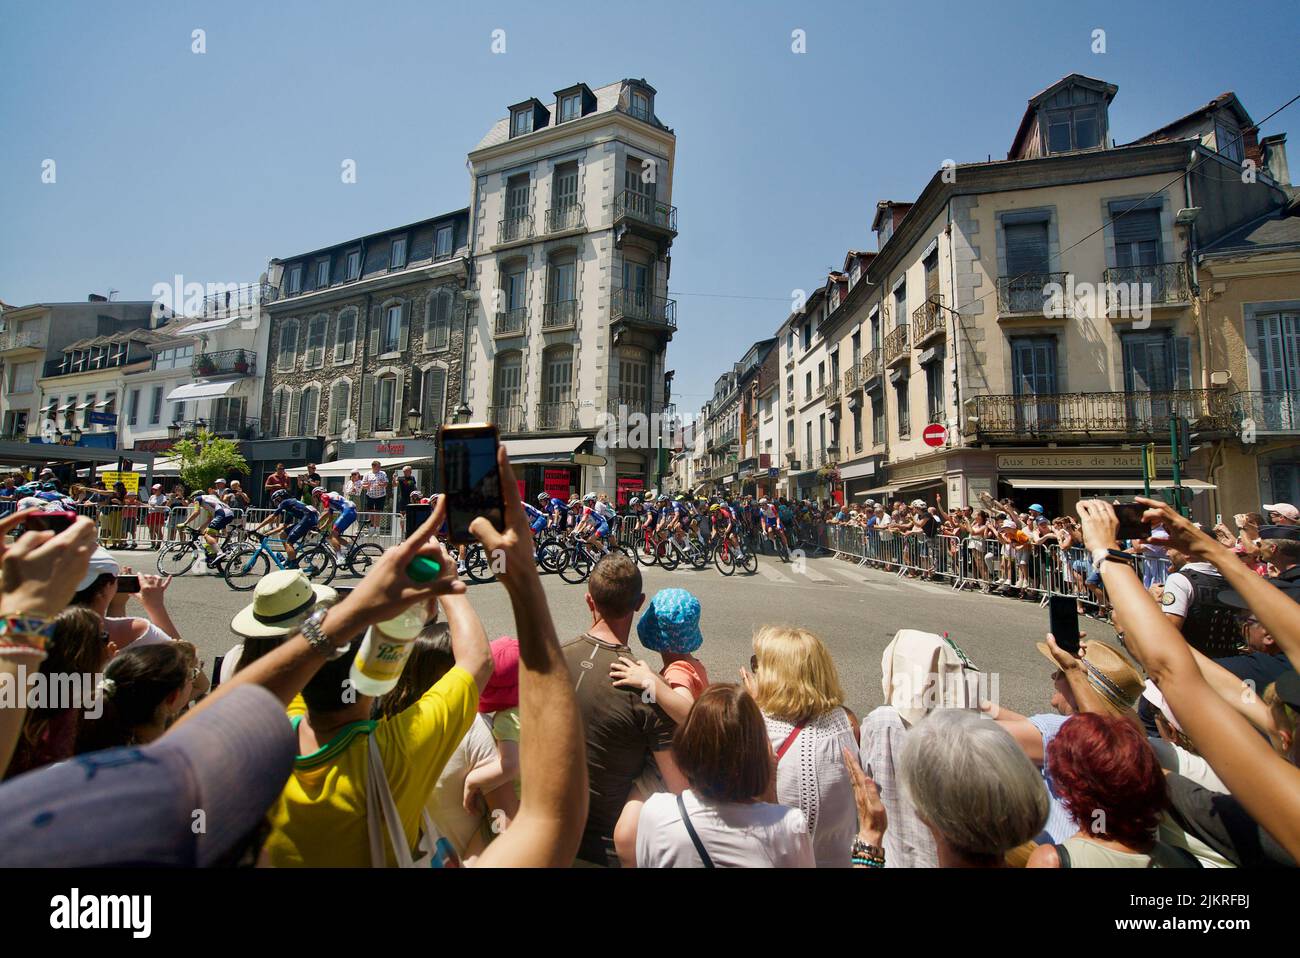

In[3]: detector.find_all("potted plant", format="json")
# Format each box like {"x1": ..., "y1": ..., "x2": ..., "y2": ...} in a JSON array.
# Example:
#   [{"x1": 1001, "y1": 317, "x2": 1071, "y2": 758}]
[
  {"x1": 232, "y1": 349, "x2": 249, "y2": 374},
  {"x1": 196, "y1": 353, "x2": 216, "y2": 376}
]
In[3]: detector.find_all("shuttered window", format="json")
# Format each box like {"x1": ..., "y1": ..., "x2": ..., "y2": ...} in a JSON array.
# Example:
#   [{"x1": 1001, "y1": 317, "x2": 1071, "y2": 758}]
[
  {"x1": 1113, "y1": 208, "x2": 1162, "y2": 268},
  {"x1": 425, "y1": 289, "x2": 452, "y2": 351},
  {"x1": 418, "y1": 366, "x2": 448, "y2": 431},
  {"x1": 1005, "y1": 221, "x2": 1050, "y2": 276}
]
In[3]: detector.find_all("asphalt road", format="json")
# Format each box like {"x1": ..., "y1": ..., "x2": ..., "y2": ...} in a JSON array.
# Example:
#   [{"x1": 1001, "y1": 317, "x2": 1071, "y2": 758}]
[{"x1": 105, "y1": 545, "x2": 1111, "y2": 718}]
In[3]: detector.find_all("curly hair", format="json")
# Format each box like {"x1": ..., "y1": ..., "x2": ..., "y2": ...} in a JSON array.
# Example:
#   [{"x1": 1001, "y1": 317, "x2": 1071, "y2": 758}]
[{"x1": 1047, "y1": 712, "x2": 1167, "y2": 847}]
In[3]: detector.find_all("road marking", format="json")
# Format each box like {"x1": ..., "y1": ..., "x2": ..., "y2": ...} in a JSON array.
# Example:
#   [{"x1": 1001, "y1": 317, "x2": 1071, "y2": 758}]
[
  {"x1": 826, "y1": 565, "x2": 896, "y2": 590},
  {"x1": 797, "y1": 564, "x2": 833, "y2": 583},
  {"x1": 755, "y1": 563, "x2": 796, "y2": 584}
]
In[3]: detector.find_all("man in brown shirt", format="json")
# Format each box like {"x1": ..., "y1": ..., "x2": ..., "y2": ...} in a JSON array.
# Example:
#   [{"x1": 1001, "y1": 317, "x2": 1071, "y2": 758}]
[{"x1": 562, "y1": 553, "x2": 683, "y2": 866}]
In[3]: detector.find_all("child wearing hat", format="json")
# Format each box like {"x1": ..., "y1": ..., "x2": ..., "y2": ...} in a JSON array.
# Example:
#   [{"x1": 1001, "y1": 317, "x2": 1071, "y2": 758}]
[
  {"x1": 462, "y1": 637, "x2": 521, "y2": 812},
  {"x1": 608, "y1": 588, "x2": 710, "y2": 867}
]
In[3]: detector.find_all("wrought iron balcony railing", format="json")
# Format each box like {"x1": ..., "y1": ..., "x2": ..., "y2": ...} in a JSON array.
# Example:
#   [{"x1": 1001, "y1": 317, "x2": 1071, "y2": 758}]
[
  {"x1": 860, "y1": 349, "x2": 882, "y2": 386},
  {"x1": 610, "y1": 289, "x2": 677, "y2": 329},
  {"x1": 912, "y1": 295, "x2": 945, "y2": 344},
  {"x1": 709, "y1": 458, "x2": 738, "y2": 481},
  {"x1": 207, "y1": 415, "x2": 262, "y2": 439},
  {"x1": 969, "y1": 389, "x2": 1235, "y2": 441},
  {"x1": 542, "y1": 300, "x2": 579, "y2": 330},
  {"x1": 494, "y1": 307, "x2": 528, "y2": 338},
  {"x1": 0, "y1": 330, "x2": 46, "y2": 352},
  {"x1": 822, "y1": 378, "x2": 841, "y2": 403},
  {"x1": 202, "y1": 281, "x2": 275, "y2": 314},
  {"x1": 1102, "y1": 262, "x2": 1191, "y2": 309},
  {"x1": 612, "y1": 189, "x2": 678, "y2": 236},
  {"x1": 883, "y1": 325, "x2": 910, "y2": 366},
  {"x1": 996, "y1": 272, "x2": 1070, "y2": 316},
  {"x1": 1229, "y1": 390, "x2": 1300, "y2": 433},
  {"x1": 498, "y1": 215, "x2": 534, "y2": 244},
  {"x1": 489, "y1": 404, "x2": 526, "y2": 434},
  {"x1": 545, "y1": 203, "x2": 584, "y2": 233},
  {"x1": 192, "y1": 349, "x2": 257, "y2": 377},
  {"x1": 844, "y1": 364, "x2": 863, "y2": 392},
  {"x1": 535, "y1": 401, "x2": 579, "y2": 432}
]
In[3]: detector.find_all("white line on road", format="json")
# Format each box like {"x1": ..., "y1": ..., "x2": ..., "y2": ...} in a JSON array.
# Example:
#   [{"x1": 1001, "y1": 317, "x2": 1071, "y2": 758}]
[
  {"x1": 754, "y1": 563, "x2": 796, "y2": 584},
  {"x1": 825, "y1": 564, "x2": 896, "y2": 590}
]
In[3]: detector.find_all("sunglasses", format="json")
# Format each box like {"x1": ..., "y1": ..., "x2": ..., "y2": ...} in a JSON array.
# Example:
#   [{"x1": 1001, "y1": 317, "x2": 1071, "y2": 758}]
[{"x1": 749, "y1": 654, "x2": 759, "y2": 673}]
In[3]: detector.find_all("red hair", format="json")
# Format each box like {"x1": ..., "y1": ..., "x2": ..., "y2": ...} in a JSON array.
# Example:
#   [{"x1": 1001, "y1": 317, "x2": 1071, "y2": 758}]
[{"x1": 1047, "y1": 713, "x2": 1167, "y2": 847}]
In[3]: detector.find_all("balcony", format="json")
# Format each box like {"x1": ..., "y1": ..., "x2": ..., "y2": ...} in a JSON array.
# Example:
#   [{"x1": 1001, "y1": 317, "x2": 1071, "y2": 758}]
[
  {"x1": 1229, "y1": 391, "x2": 1300, "y2": 433},
  {"x1": 497, "y1": 215, "x2": 534, "y2": 245},
  {"x1": 844, "y1": 364, "x2": 862, "y2": 393},
  {"x1": 860, "y1": 349, "x2": 882, "y2": 388},
  {"x1": 536, "y1": 401, "x2": 579, "y2": 432},
  {"x1": 708, "y1": 430, "x2": 738, "y2": 453},
  {"x1": 494, "y1": 307, "x2": 528, "y2": 338},
  {"x1": 542, "y1": 300, "x2": 579, "y2": 331},
  {"x1": 612, "y1": 189, "x2": 678, "y2": 247},
  {"x1": 912, "y1": 295, "x2": 945, "y2": 346},
  {"x1": 997, "y1": 272, "x2": 1070, "y2": 317},
  {"x1": 0, "y1": 329, "x2": 46, "y2": 353},
  {"x1": 544, "y1": 203, "x2": 585, "y2": 234},
  {"x1": 208, "y1": 415, "x2": 262, "y2": 440},
  {"x1": 883, "y1": 325, "x2": 910, "y2": 366},
  {"x1": 192, "y1": 349, "x2": 257, "y2": 377},
  {"x1": 709, "y1": 458, "x2": 739, "y2": 481},
  {"x1": 607, "y1": 396, "x2": 667, "y2": 418},
  {"x1": 489, "y1": 404, "x2": 526, "y2": 434},
  {"x1": 1102, "y1": 262, "x2": 1191, "y2": 312},
  {"x1": 821, "y1": 378, "x2": 841, "y2": 404},
  {"x1": 969, "y1": 389, "x2": 1235, "y2": 442},
  {"x1": 201, "y1": 281, "x2": 275, "y2": 315},
  {"x1": 610, "y1": 288, "x2": 677, "y2": 334}
]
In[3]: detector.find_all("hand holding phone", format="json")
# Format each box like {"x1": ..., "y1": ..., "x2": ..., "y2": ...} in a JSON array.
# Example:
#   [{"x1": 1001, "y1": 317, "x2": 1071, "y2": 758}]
[
  {"x1": 1112, "y1": 502, "x2": 1149, "y2": 541},
  {"x1": 23, "y1": 511, "x2": 77, "y2": 534},
  {"x1": 439, "y1": 423, "x2": 506, "y2": 546},
  {"x1": 1048, "y1": 595, "x2": 1081, "y2": 657},
  {"x1": 115, "y1": 574, "x2": 141, "y2": 594}
]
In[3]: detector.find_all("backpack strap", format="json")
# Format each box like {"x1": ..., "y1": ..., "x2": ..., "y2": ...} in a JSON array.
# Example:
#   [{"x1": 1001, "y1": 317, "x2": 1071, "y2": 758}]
[
  {"x1": 1055, "y1": 843, "x2": 1072, "y2": 869},
  {"x1": 677, "y1": 793, "x2": 715, "y2": 868},
  {"x1": 775, "y1": 721, "x2": 806, "y2": 760}
]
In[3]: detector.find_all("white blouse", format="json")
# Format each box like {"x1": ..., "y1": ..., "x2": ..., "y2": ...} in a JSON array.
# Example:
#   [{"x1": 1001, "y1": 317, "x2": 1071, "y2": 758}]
[
  {"x1": 636, "y1": 789, "x2": 814, "y2": 868},
  {"x1": 765, "y1": 707, "x2": 858, "y2": 867}
]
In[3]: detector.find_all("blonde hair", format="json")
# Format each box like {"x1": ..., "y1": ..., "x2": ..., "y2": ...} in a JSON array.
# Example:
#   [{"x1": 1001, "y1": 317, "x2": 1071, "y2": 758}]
[{"x1": 751, "y1": 625, "x2": 845, "y2": 723}]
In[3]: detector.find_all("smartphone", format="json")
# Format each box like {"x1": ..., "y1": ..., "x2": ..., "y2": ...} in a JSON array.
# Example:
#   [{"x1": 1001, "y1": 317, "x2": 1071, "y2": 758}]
[
  {"x1": 1048, "y1": 594, "x2": 1081, "y2": 657},
  {"x1": 115, "y1": 574, "x2": 141, "y2": 594},
  {"x1": 1112, "y1": 501, "x2": 1149, "y2": 541},
  {"x1": 24, "y1": 511, "x2": 77, "y2": 534},
  {"x1": 439, "y1": 422, "x2": 505, "y2": 545}
]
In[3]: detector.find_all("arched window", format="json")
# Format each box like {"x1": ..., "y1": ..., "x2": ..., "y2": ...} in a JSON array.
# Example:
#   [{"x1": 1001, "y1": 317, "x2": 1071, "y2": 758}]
[
  {"x1": 298, "y1": 385, "x2": 321, "y2": 437},
  {"x1": 415, "y1": 364, "x2": 448, "y2": 431},
  {"x1": 424, "y1": 288, "x2": 453, "y2": 352},
  {"x1": 540, "y1": 345, "x2": 574, "y2": 430},
  {"x1": 492, "y1": 351, "x2": 523, "y2": 432},
  {"x1": 333, "y1": 307, "x2": 357, "y2": 365},
  {"x1": 277, "y1": 320, "x2": 300, "y2": 372},
  {"x1": 328, "y1": 378, "x2": 352, "y2": 436},
  {"x1": 304, "y1": 315, "x2": 328, "y2": 369},
  {"x1": 270, "y1": 386, "x2": 292, "y2": 437}
]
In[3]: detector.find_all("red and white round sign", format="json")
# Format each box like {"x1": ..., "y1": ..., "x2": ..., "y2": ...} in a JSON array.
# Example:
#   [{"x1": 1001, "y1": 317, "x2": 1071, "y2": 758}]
[{"x1": 922, "y1": 423, "x2": 947, "y2": 448}]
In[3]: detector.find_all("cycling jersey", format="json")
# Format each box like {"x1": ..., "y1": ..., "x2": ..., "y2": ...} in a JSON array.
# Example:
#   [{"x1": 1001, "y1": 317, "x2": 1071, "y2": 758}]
[
  {"x1": 580, "y1": 505, "x2": 609, "y2": 537},
  {"x1": 546, "y1": 498, "x2": 569, "y2": 523},
  {"x1": 194, "y1": 494, "x2": 233, "y2": 517},
  {"x1": 318, "y1": 491, "x2": 354, "y2": 514},
  {"x1": 274, "y1": 498, "x2": 317, "y2": 523},
  {"x1": 715, "y1": 506, "x2": 735, "y2": 526}
]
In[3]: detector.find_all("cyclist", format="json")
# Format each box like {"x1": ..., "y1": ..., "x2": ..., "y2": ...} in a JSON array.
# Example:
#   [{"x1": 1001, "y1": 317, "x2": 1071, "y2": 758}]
[
  {"x1": 759, "y1": 497, "x2": 790, "y2": 560},
  {"x1": 312, "y1": 487, "x2": 358, "y2": 559},
  {"x1": 184, "y1": 490, "x2": 236, "y2": 571},
  {"x1": 711, "y1": 498, "x2": 737, "y2": 551},
  {"x1": 525, "y1": 494, "x2": 549, "y2": 539},
  {"x1": 250, "y1": 488, "x2": 318, "y2": 567},
  {"x1": 574, "y1": 492, "x2": 611, "y2": 555},
  {"x1": 540, "y1": 491, "x2": 569, "y2": 533}
]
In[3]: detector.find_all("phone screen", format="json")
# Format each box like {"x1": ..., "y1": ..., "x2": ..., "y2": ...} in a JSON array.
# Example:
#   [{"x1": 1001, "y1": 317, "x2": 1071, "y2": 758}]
[
  {"x1": 1112, "y1": 502, "x2": 1149, "y2": 541},
  {"x1": 1048, "y1": 595, "x2": 1081, "y2": 657},
  {"x1": 115, "y1": 574, "x2": 141, "y2": 594},
  {"x1": 24, "y1": 511, "x2": 76, "y2": 534},
  {"x1": 439, "y1": 424, "x2": 504, "y2": 545}
]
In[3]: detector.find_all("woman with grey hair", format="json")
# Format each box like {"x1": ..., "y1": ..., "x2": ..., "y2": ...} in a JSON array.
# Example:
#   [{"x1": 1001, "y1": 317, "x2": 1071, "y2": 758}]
[{"x1": 899, "y1": 709, "x2": 1048, "y2": 867}]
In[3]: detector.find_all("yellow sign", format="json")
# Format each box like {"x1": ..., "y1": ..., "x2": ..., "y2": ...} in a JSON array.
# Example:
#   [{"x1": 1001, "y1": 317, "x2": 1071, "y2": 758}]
[{"x1": 100, "y1": 471, "x2": 141, "y2": 494}]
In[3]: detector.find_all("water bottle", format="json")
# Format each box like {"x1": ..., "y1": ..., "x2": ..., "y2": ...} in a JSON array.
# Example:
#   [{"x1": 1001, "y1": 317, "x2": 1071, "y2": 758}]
[{"x1": 348, "y1": 606, "x2": 425, "y2": 697}]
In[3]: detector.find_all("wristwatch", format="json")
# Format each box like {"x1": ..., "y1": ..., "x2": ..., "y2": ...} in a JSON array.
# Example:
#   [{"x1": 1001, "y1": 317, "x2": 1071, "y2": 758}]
[
  {"x1": 1092, "y1": 548, "x2": 1136, "y2": 568},
  {"x1": 298, "y1": 607, "x2": 350, "y2": 660}
]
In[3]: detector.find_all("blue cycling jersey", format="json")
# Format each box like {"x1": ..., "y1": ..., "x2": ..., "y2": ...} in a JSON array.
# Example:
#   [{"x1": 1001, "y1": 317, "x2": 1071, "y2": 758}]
[
  {"x1": 275, "y1": 498, "x2": 316, "y2": 522},
  {"x1": 524, "y1": 503, "x2": 545, "y2": 521},
  {"x1": 547, "y1": 498, "x2": 569, "y2": 519}
]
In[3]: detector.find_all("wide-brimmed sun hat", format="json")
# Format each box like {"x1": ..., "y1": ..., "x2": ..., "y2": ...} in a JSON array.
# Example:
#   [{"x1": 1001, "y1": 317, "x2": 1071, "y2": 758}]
[
  {"x1": 637, "y1": 588, "x2": 703, "y2": 654},
  {"x1": 230, "y1": 569, "x2": 337, "y2": 639},
  {"x1": 1036, "y1": 638, "x2": 1143, "y2": 716}
]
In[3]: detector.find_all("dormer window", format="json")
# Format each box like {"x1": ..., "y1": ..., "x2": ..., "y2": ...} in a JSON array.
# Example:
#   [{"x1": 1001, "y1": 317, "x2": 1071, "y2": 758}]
[
  {"x1": 559, "y1": 93, "x2": 581, "y2": 123},
  {"x1": 1215, "y1": 119, "x2": 1244, "y2": 163},
  {"x1": 286, "y1": 264, "x2": 302, "y2": 295},
  {"x1": 630, "y1": 90, "x2": 651, "y2": 122},
  {"x1": 1046, "y1": 105, "x2": 1101, "y2": 154},
  {"x1": 346, "y1": 249, "x2": 362, "y2": 280},
  {"x1": 315, "y1": 259, "x2": 330, "y2": 288},
  {"x1": 390, "y1": 237, "x2": 407, "y2": 270},
  {"x1": 511, "y1": 109, "x2": 533, "y2": 137}
]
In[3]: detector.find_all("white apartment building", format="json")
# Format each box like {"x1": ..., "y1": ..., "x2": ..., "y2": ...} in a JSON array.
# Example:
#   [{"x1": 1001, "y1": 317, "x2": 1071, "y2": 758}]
[{"x1": 465, "y1": 79, "x2": 678, "y2": 504}]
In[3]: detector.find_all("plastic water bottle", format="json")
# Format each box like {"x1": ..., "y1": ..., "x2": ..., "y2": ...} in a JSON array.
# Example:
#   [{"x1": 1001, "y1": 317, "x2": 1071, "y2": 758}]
[{"x1": 348, "y1": 606, "x2": 425, "y2": 697}]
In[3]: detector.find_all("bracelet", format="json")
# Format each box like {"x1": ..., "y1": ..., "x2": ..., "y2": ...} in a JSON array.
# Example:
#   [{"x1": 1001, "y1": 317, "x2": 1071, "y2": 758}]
[
  {"x1": 0, "y1": 614, "x2": 55, "y2": 651},
  {"x1": 850, "y1": 837, "x2": 886, "y2": 866},
  {"x1": 851, "y1": 856, "x2": 884, "y2": 868},
  {"x1": 0, "y1": 642, "x2": 48, "y2": 661}
]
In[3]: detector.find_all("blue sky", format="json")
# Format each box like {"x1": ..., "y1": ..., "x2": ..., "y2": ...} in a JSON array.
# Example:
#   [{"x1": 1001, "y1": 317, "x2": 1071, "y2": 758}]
[{"x1": 2, "y1": 0, "x2": 1296, "y2": 407}]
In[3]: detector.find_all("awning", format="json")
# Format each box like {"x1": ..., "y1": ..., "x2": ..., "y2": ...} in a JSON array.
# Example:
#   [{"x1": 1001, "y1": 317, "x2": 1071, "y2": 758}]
[
  {"x1": 94, "y1": 398, "x2": 112, "y2": 408},
  {"x1": 153, "y1": 456, "x2": 182, "y2": 477},
  {"x1": 166, "y1": 380, "x2": 240, "y2": 402},
  {"x1": 892, "y1": 475, "x2": 945, "y2": 492},
  {"x1": 75, "y1": 400, "x2": 92, "y2": 410},
  {"x1": 839, "y1": 459, "x2": 882, "y2": 481},
  {"x1": 57, "y1": 403, "x2": 72, "y2": 413},
  {"x1": 180, "y1": 317, "x2": 238, "y2": 336},
  {"x1": 1003, "y1": 477, "x2": 1216, "y2": 491},
  {"x1": 855, "y1": 484, "x2": 897, "y2": 498},
  {"x1": 40, "y1": 401, "x2": 55, "y2": 412},
  {"x1": 504, "y1": 435, "x2": 586, "y2": 465},
  {"x1": 287, "y1": 456, "x2": 430, "y2": 479}
]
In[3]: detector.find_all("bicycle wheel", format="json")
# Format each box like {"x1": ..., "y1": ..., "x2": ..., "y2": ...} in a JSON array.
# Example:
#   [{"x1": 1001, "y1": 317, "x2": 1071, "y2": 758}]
[
  {"x1": 538, "y1": 539, "x2": 568, "y2": 573},
  {"x1": 346, "y1": 543, "x2": 384, "y2": 578},
  {"x1": 558, "y1": 547, "x2": 592, "y2": 584},
  {"x1": 298, "y1": 546, "x2": 338, "y2": 586},
  {"x1": 739, "y1": 547, "x2": 758, "y2": 574},
  {"x1": 465, "y1": 545, "x2": 496, "y2": 583},
  {"x1": 658, "y1": 541, "x2": 680, "y2": 571},
  {"x1": 223, "y1": 544, "x2": 269, "y2": 591},
  {"x1": 636, "y1": 535, "x2": 658, "y2": 567},
  {"x1": 688, "y1": 542, "x2": 709, "y2": 570},
  {"x1": 776, "y1": 536, "x2": 790, "y2": 562},
  {"x1": 157, "y1": 541, "x2": 198, "y2": 577},
  {"x1": 713, "y1": 542, "x2": 735, "y2": 576}
]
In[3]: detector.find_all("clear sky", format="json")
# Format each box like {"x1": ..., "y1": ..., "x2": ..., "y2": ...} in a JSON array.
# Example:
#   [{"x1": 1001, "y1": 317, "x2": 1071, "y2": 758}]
[{"x1": 2, "y1": 0, "x2": 1296, "y2": 408}]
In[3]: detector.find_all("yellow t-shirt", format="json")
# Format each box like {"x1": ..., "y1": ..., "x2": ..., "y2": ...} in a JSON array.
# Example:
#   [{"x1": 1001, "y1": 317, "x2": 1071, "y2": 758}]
[{"x1": 266, "y1": 666, "x2": 478, "y2": 867}]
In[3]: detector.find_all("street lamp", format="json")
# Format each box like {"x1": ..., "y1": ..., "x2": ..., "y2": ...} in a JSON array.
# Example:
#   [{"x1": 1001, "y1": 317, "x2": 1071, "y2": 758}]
[
  {"x1": 406, "y1": 408, "x2": 421, "y2": 435},
  {"x1": 70, "y1": 424, "x2": 82, "y2": 444},
  {"x1": 167, "y1": 421, "x2": 181, "y2": 441},
  {"x1": 196, "y1": 418, "x2": 208, "y2": 433}
]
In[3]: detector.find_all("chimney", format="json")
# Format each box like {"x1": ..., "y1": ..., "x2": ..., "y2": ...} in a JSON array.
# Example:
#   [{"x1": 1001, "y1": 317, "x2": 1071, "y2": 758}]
[
  {"x1": 87, "y1": 293, "x2": 108, "y2": 302},
  {"x1": 1261, "y1": 133, "x2": 1290, "y2": 187}
]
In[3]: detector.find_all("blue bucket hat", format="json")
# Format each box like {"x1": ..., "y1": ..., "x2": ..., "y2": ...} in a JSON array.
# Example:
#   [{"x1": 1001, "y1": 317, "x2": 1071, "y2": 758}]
[
  {"x1": 1028, "y1": 504, "x2": 1045, "y2": 515},
  {"x1": 637, "y1": 588, "x2": 703, "y2": 654}
]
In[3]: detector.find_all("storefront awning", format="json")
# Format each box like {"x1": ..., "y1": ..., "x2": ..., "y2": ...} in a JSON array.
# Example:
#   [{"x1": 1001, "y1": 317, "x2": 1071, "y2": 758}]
[
  {"x1": 892, "y1": 475, "x2": 945, "y2": 492},
  {"x1": 153, "y1": 456, "x2": 182, "y2": 477},
  {"x1": 1003, "y1": 477, "x2": 1216, "y2": 491},
  {"x1": 287, "y1": 456, "x2": 430, "y2": 479},
  {"x1": 854, "y1": 484, "x2": 897, "y2": 498},
  {"x1": 838, "y1": 459, "x2": 883, "y2": 481},
  {"x1": 166, "y1": 380, "x2": 240, "y2": 402},
  {"x1": 504, "y1": 435, "x2": 587, "y2": 465}
]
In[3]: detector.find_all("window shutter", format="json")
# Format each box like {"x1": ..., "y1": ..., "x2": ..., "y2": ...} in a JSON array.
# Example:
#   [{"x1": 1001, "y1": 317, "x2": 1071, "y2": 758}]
[
  {"x1": 368, "y1": 306, "x2": 381, "y2": 356},
  {"x1": 1004, "y1": 222, "x2": 1050, "y2": 275},
  {"x1": 398, "y1": 301, "x2": 411, "y2": 352},
  {"x1": 411, "y1": 367, "x2": 424, "y2": 423},
  {"x1": 1112, "y1": 208, "x2": 1161, "y2": 245},
  {"x1": 304, "y1": 389, "x2": 319, "y2": 434},
  {"x1": 426, "y1": 366, "x2": 447, "y2": 428},
  {"x1": 287, "y1": 389, "x2": 301, "y2": 436},
  {"x1": 359, "y1": 374, "x2": 374, "y2": 436},
  {"x1": 1174, "y1": 336, "x2": 1193, "y2": 391},
  {"x1": 392, "y1": 370, "x2": 405, "y2": 426}
]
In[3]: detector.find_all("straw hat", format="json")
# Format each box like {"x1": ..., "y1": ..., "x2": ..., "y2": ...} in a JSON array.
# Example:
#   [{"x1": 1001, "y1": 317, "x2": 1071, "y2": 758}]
[
  {"x1": 230, "y1": 569, "x2": 337, "y2": 639},
  {"x1": 1036, "y1": 639, "x2": 1143, "y2": 716}
]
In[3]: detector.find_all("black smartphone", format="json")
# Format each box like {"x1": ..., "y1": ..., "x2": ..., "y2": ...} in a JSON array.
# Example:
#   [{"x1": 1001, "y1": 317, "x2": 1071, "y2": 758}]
[
  {"x1": 1112, "y1": 501, "x2": 1150, "y2": 541},
  {"x1": 24, "y1": 511, "x2": 77, "y2": 534},
  {"x1": 439, "y1": 422, "x2": 505, "y2": 545},
  {"x1": 1048, "y1": 594, "x2": 1081, "y2": 657},
  {"x1": 115, "y1": 574, "x2": 141, "y2": 594}
]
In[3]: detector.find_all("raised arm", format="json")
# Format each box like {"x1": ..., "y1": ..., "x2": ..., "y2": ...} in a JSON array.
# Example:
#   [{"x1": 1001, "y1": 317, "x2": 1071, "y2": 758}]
[
  {"x1": 1077, "y1": 499, "x2": 1300, "y2": 859},
  {"x1": 439, "y1": 592, "x2": 492, "y2": 693},
  {"x1": 472, "y1": 447, "x2": 587, "y2": 868}
]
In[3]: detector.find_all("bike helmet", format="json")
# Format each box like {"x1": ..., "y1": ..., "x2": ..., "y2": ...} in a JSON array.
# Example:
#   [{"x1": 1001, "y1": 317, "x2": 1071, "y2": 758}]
[
  {"x1": 270, "y1": 489, "x2": 288, "y2": 507},
  {"x1": 311, "y1": 487, "x2": 327, "y2": 499},
  {"x1": 583, "y1": 492, "x2": 597, "y2": 502},
  {"x1": 629, "y1": 497, "x2": 641, "y2": 507},
  {"x1": 759, "y1": 497, "x2": 769, "y2": 505},
  {"x1": 536, "y1": 492, "x2": 550, "y2": 504},
  {"x1": 657, "y1": 494, "x2": 669, "y2": 503}
]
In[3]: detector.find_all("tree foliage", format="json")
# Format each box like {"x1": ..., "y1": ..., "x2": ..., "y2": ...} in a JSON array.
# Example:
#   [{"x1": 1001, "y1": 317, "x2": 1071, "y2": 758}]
[{"x1": 173, "y1": 430, "x2": 248, "y2": 492}]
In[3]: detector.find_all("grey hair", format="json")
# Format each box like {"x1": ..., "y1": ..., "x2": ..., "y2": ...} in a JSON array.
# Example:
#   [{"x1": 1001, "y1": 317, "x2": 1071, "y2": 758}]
[{"x1": 899, "y1": 709, "x2": 1049, "y2": 858}]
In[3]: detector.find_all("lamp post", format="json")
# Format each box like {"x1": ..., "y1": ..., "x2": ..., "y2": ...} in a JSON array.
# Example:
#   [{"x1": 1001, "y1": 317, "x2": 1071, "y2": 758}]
[
  {"x1": 167, "y1": 421, "x2": 181, "y2": 442},
  {"x1": 70, "y1": 424, "x2": 83, "y2": 445},
  {"x1": 406, "y1": 408, "x2": 422, "y2": 436}
]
